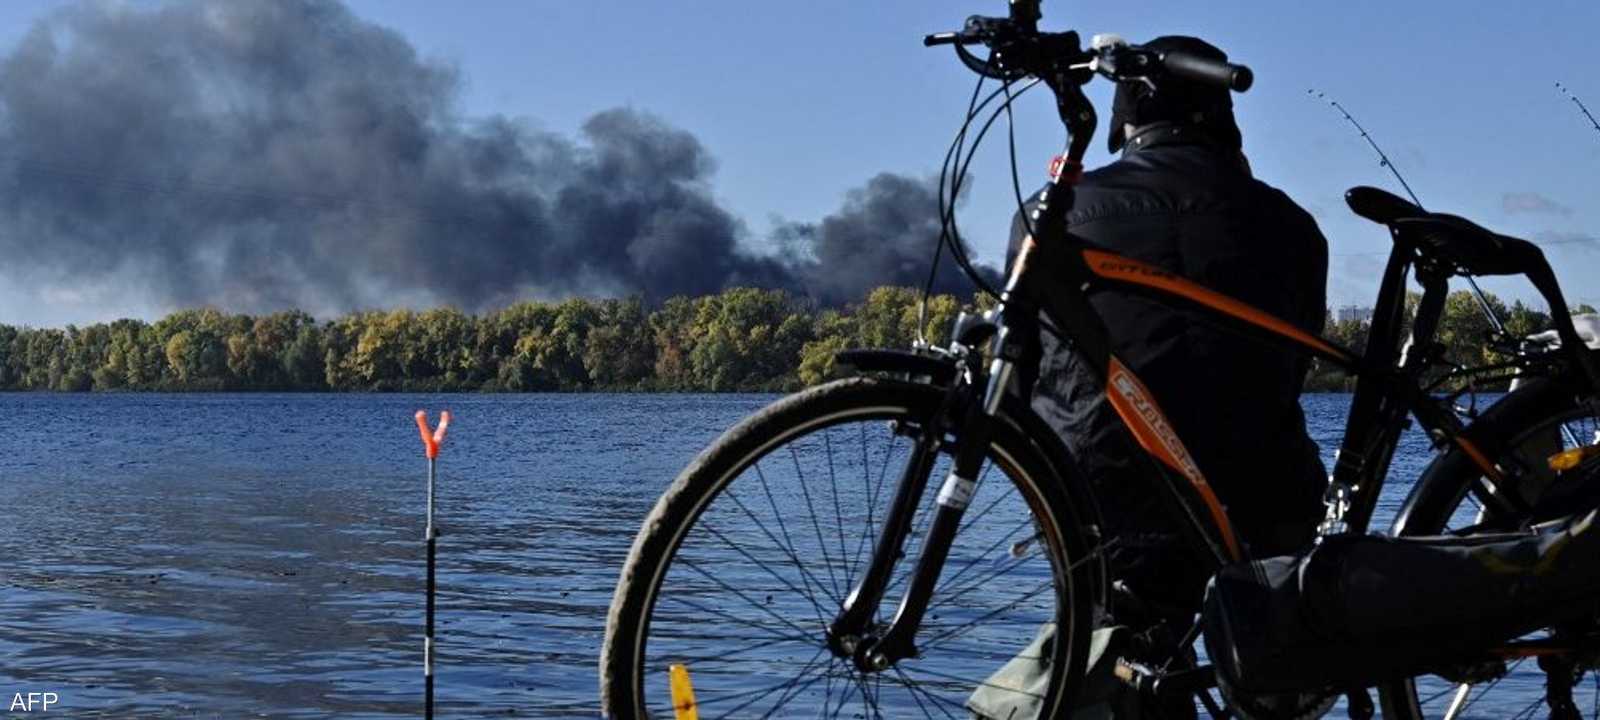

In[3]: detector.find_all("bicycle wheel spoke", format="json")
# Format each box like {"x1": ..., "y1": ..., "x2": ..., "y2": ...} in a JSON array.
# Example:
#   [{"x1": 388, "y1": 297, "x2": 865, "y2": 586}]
[
  {"x1": 928, "y1": 514, "x2": 1034, "y2": 605},
  {"x1": 889, "y1": 664, "x2": 935, "y2": 718},
  {"x1": 900, "y1": 664, "x2": 1047, "y2": 700},
  {"x1": 829, "y1": 661, "x2": 860, "y2": 718},
  {"x1": 888, "y1": 666, "x2": 964, "y2": 719},
  {"x1": 821, "y1": 660, "x2": 840, "y2": 718},
  {"x1": 790, "y1": 444, "x2": 843, "y2": 598},
  {"x1": 958, "y1": 472, "x2": 1014, "y2": 536},
  {"x1": 854, "y1": 667, "x2": 884, "y2": 720},
  {"x1": 919, "y1": 579, "x2": 1054, "y2": 652},
  {"x1": 664, "y1": 634, "x2": 823, "y2": 669},
  {"x1": 719, "y1": 489, "x2": 840, "y2": 608},
  {"x1": 755, "y1": 668, "x2": 851, "y2": 719},
  {"x1": 753, "y1": 460, "x2": 818, "y2": 597},
  {"x1": 823, "y1": 429, "x2": 853, "y2": 582},
  {"x1": 1509, "y1": 693, "x2": 1545, "y2": 720},
  {"x1": 657, "y1": 594, "x2": 813, "y2": 645},
  {"x1": 1453, "y1": 657, "x2": 1526, "y2": 718},
  {"x1": 698, "y1": 520, "x2": 831, "y2": 627},
  {"x1": 1415, "y1": 680, "x2": 1460, "y2": 707},
  {"x1": 676, "y1": 557, "x2": 817, "y2": 639},
  {"x1": 699, "y1": 646, "x2": 830, "y2": 718},
  {"x1": 1561, "y1": 420, "x2": 1582, "y2": 449},
  {"x1": 854, "y1": 422, "x2": 877, "y2": 572},
  {"x1": 925, "y1": 554, "x2": 1037, "y2": 618},
  {"x1": 850, "y1": 425, "x2": 901, "y2": 579}
]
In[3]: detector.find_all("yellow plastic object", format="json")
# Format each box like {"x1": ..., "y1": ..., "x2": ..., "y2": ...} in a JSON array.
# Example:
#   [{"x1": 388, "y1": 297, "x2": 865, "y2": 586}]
[
  {"x1": 1549, "y1": 445, "x2": 1600, "y2": 472},
  {"x1": 669, "y1": 664, "x2": 699, "y2": 720}
]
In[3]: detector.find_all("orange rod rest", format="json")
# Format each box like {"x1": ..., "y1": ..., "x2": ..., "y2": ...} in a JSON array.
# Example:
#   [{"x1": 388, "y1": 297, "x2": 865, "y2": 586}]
[{"x1": 416, "y1": 410, "x2": 451, "y2": 460}]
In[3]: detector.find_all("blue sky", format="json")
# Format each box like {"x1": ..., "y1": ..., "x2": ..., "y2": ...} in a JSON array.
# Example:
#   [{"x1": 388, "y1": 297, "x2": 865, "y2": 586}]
[{"x1": 1, "y1": 0, "x2": 1596, "y2": 324}]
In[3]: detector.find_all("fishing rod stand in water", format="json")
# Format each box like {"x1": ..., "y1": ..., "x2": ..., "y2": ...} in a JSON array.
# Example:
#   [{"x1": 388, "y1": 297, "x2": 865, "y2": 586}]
[{"x1": 415, "y1": 410, "x2": 451, "y2": 719}]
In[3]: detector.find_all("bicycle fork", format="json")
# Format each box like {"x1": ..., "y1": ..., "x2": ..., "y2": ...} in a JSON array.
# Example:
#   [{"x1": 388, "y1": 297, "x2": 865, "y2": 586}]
[
  {"x1": 826, "y1": 324, "x2": 1022, "y2": 673},
  {"x1": 826, "y1": 157, "x2": 1071, "y2": 672}
]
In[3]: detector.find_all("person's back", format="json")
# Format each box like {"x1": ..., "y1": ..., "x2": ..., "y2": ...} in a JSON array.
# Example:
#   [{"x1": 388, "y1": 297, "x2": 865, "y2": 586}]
[
  {"x1": 973, "y1": 36, "x2": 1330, "y2": 720},
  {"x1": 1015, "y1": 36, "x2": 1329, "y2": 623}
]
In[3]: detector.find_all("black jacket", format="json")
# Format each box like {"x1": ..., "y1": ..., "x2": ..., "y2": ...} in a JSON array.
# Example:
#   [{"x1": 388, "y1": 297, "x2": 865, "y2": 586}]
[{"x1": 1010, "y1": 124, "x2": 1329, "y2": 611}]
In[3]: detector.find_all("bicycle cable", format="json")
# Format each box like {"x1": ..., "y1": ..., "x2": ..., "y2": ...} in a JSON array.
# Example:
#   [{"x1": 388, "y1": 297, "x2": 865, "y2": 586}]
[
  {"x1": 1002, "y1": 79, "x2": 1037, "y2": 243},
  {"x1": 920, "y1": 63, "x2": 1067, "y2": 347},
  {"x1": 942, "y1": 78, "x2": 1040, "y2": 302},
  {"x1": 920, "y1": 54, "x2": 1040, "y2": 344},
  {"x1": 919, "y1": 53, "x2": 995, "y2": 347}
]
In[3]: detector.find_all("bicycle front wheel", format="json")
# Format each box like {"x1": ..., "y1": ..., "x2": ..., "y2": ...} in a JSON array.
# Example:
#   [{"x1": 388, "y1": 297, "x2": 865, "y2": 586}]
[{"x1": 600, "y1": 377, "x2": 1096, "y2": 719}]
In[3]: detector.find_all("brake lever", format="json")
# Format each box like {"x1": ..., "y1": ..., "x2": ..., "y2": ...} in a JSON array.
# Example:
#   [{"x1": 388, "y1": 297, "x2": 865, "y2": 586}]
[{"x1": 1085, "y1": 37, "x2": 1158, "y2": 89}]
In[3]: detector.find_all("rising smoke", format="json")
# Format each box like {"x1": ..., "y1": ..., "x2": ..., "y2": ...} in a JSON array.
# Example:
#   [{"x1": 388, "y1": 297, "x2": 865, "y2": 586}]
[{"x1": 0, "y1": 0, "x2": 993, "y2": 317}]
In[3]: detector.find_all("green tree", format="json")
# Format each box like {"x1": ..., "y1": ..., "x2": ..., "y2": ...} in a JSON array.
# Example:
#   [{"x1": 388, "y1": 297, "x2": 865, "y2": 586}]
[
  {"x1": 649, "y1": 297, "x2": 699, "y2": 390},
  {"x1": 584, "y1": 298, "x2": 655, "y2": 389},
  {"x1": 685, "y1": 288, "x2": 813, "y2": 391}
]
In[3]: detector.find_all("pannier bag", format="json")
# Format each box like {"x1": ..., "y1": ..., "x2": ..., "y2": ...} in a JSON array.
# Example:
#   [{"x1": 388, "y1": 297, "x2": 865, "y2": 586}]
[{"x1": 1203, "y1": 508, "x2": 1600, "y2": 694}]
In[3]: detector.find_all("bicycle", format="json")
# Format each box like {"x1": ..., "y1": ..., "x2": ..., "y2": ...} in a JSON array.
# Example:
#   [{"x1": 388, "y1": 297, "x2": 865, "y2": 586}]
[{"x1": 600, "y1": 2, "x2": 1600, "y2": 717}]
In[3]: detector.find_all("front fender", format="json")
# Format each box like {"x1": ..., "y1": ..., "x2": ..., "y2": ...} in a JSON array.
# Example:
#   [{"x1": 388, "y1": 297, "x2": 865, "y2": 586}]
[{"x1": 835, "y1": 348, "x2": 958, "y2": 385}]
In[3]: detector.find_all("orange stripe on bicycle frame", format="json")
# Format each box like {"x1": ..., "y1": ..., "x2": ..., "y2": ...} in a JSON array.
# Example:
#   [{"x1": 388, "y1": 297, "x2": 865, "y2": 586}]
[
  {"x1": 1105, "y1": 357, "x2": 1242, "y2": 561},
  {"x1": 1083, "y1": 249, "x2": 1355, "y2": 364}
]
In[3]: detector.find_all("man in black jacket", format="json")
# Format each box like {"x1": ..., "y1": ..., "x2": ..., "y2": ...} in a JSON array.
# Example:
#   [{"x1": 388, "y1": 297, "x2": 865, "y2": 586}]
[
  {"x1": 1025, "y1": 36, "x2": 1330, "y2": 627},
  {"x1": 973, "y1": 35, "x2": 1330, "y2": 720}
]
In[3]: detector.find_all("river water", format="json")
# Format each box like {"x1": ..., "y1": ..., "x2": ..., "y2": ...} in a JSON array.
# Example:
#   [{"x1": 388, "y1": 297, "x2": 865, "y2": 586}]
[{"x1": 0, "y1": 392, "x2": 1557, "y2": 717}]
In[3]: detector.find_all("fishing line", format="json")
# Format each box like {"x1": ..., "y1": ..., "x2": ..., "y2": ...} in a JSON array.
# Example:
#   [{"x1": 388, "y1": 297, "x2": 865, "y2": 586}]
[
  {"x1": 1557, "y1": 82, "x2": 1600, "y2": 137},
  {"x1": 1309, "y1": 89, "x2": 1508, "y2": 334}
]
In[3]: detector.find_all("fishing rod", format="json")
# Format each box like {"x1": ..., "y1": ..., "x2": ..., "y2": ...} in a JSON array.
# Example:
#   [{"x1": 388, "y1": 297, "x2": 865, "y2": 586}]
[
  {"x1": 1556, "y1": 82, "x2": 1600, "y2": 137},
  {"x1": 1308, "y1": 89, "x2": 1509, "y2": 337},
  {"x1": 415, "y1": 410, "x2": 451, "y2": 719}
]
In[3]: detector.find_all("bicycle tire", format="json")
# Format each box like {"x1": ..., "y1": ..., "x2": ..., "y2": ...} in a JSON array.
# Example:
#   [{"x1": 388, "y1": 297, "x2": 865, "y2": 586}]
[
  {"x1": 599, "y1": 376, "x2": 1099, "y2": 719},
  {"x1": 1378, "y1": 374, "x2": 1600, "y2": 719}
]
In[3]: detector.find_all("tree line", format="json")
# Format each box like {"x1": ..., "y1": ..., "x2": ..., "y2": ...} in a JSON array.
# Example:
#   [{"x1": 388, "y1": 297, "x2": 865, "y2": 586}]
[{"x1": 0, "y1": 287, "x2": 1588, "y2": 393}]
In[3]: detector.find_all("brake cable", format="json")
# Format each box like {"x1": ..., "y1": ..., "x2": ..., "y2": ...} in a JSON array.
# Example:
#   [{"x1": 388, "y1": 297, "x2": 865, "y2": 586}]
[{"x1": 919, "y1": 52, "x2": 996, "y2": 347}]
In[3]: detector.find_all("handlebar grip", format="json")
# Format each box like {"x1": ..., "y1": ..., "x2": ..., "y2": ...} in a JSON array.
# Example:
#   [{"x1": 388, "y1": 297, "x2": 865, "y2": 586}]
[{"x1": 1161, "y1": 51, "x2": 1253, "y2": 92}]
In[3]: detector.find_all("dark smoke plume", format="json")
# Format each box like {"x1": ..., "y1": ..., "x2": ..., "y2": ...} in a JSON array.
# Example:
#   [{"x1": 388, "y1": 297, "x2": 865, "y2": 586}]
[
  {"x1": 0, "y1": 0, "x2": 990, "y2": 316},
  {"x1": 776, "y1": 173, "x2": 999, "y2": 307}
]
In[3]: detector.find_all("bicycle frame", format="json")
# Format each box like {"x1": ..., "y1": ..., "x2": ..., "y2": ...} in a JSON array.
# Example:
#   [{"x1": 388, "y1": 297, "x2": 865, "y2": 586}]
[{"x1": 828, "y1": 25, "x2": 1600, "y2": 681}]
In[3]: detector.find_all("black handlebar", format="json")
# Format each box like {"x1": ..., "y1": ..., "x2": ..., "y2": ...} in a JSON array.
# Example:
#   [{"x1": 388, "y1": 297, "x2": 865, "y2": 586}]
[
  {"x1": 924, "y1": 13, "x2": 1253, "y2": 95},
  {"x1": 1159, "y1": 50, "x2": 1253, "y2": 92},
  {"x1": 921, "y1": 5, "x2": 1253, "y2": 194}
]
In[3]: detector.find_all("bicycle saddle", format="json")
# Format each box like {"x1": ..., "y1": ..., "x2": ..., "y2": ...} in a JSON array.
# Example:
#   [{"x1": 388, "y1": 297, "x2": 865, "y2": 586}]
[
  {"x1": 1345, "y1": 185, "x2": 1423, "y2": 225},
  {"x1": 1345, "y1": 185, "x2": 1544, "y2": 277}
]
